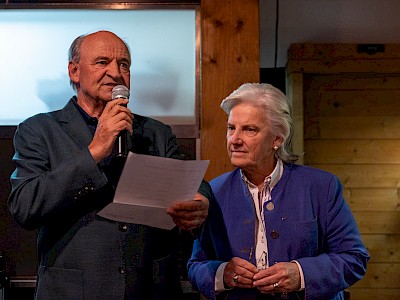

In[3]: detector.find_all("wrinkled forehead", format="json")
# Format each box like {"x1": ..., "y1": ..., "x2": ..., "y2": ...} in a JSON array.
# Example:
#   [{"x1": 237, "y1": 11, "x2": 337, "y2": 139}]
[{"x1": 81, "y1": 31, "x2": 131, "y2": 61}]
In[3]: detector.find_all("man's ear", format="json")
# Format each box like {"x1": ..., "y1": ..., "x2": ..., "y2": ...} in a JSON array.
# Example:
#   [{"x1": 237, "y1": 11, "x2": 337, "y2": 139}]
[{"x1": 68, "y1": 61, "x2": 79, "y2": 84}]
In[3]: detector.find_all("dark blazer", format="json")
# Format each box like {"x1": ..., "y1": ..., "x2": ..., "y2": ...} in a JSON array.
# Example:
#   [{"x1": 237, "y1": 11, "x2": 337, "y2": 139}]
[
  {"x1": 8, "y1": 97, "x2": 211, "y2": 300},
  {"x1": 188, "y1": 165, "x2": 369, "y2": 300}
]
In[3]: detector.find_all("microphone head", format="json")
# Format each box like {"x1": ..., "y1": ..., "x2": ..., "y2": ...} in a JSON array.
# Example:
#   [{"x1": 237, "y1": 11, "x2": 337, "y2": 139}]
[{"x1": 112, "y1": 85, "x2": 130, "y2": 100}]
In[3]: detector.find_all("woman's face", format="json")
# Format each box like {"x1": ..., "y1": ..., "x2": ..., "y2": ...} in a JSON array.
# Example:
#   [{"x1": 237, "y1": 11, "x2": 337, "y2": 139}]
[{"x1": 226, "y1": 103, "x2": 280, "y2": 176}]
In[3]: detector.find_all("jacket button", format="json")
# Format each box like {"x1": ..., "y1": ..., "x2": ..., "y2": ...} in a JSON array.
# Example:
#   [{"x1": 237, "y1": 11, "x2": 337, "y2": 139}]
[
  {"x1": 271, "y1": 230, "x2": 280, "y2": 239},
  {"x1": 118, "y1": 266, "x2": 125, "y2": 274},
  {"x1": 266, "y1": 201, "x2": 275, "y2": 211},
  {"x1": 119, "y1": 224, "x2": 128, "y2": 232}
]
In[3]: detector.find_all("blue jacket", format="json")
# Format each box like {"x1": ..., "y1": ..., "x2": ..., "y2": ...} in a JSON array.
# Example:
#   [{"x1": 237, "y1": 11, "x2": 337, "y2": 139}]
[{"x1": 188, "y1": 164, "x2": 369, "y2": 300}]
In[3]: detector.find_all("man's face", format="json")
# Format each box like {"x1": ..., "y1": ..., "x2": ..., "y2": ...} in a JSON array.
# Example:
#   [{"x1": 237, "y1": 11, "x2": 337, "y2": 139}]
[
  {"x1": 69, "y1": 31, "x2": 131, "y2": 104},
  {"x1": 226, "y1": 103, "x2": 278, "y2": 175}
]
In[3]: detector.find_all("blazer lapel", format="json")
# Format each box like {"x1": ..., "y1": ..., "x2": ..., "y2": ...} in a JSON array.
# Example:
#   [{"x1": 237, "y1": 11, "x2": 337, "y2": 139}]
[{"x1": 57, "y1": 97, "x2": 93, "y2": 148}]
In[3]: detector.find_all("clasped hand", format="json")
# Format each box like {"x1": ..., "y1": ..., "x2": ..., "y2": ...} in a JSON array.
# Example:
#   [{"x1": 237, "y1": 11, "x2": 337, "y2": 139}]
[{"x1": 224, "y1": 257, "x2": 301, "y2": 294}]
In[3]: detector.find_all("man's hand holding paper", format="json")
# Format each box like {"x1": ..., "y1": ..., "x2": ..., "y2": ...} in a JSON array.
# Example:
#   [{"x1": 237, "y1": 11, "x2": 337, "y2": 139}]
[
  {"x1": 97, "y1": 152, "x2": 210, "y2": 230},
  {"x1": 167, "y1": 192, "x2": 209, "y2": 231}
]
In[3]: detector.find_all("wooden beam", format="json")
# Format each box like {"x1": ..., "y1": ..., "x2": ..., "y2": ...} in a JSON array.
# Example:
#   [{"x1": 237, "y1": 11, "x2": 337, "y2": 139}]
[{"x1": 200, "y1": 0, "x2": 260, "y2": 180}]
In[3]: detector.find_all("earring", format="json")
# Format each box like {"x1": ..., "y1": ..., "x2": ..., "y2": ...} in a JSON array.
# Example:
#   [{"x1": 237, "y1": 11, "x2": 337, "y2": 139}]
[{"x1": 273, "y1": 146, "x2": 279, "y2": 150}]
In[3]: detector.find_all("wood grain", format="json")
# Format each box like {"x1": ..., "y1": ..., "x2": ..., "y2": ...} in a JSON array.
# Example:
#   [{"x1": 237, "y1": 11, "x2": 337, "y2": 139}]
[{"x1": 200, "y1": 0, "x2": 260, "y2": 181}]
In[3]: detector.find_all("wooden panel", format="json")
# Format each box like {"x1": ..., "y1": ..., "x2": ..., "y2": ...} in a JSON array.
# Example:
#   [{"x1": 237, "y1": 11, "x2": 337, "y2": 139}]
[
  {"x1": 343, "y1": 188, "x2": 400, "y2": 212},
  {"x1": 288, "y1": 44, "x2": 400, "y2": 61},
  {"x1": 305, "y1": 139, "x2": 400, "y2": 164},
  {"x1": 200, "y1": 0, "x2": 260, "y2": 181},
  {"x1": 362, "y1": 235, "x2": 400, "y2": 263},
  {"x1": 287, "y1": 43, "x2": 400, "y2": 298},
  {"x1": 305, "y1": 116, "x2": 400, "y2": 139},
  {"x1": 312, "y1": 90, "x2": 400, "y2": 116},
  {"x1": 303, "y1": 74, "x2": 400, "y2": 118},
  {"x1": 286, "y1": 72, "x2": 304, "y2": 164},
  {"x1": 288, "y1": 58, "x2": 400, "y2": 74},
  {"x1": 304, "y1": 73, "x2": 400, "y2": 90},
  {"x1": 351, "y1": 263, "x2": 400, "y2": 288},
  {"x1": 310, "y1": 164, "x2": 400, "y2": 188},
  {"x1": 353, "y1": 212, "x2": 400, "y2": 234},
  {"x1": 347, "y1": 288, "x2": 400, "y2": 300},
  {"x1": 287, "y1": 44, "x2": 400, "y2": 75}
]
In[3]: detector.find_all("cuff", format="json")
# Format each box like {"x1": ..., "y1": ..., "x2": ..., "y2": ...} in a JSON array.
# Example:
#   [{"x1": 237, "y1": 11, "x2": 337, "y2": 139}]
[
  {"x1": 291, "y1": 260, "x2": 305, "y2": 290},
  {"x1": 215, "y1": 262, "x2": 231, "y2": 293}
]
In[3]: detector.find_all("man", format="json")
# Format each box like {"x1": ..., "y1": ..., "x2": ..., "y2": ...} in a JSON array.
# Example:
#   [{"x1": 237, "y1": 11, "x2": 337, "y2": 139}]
[{"x1": 8, "y1": 30, "x2": 211, "y2": 300}]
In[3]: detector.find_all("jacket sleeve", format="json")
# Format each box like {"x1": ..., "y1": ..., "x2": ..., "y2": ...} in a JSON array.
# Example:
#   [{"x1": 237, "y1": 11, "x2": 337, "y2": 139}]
[
  {"x1": 187, "y1": 241, "x2": 223, "y2": 299},
  {"x1": 297, "y1": 175, "x2": 370, "y2": 298},
  {"x1": 8, "y1": 120, "x2": 108, "y2": 230},
  {"x1": 187, "y1": 190, "x2": 228, "y2": 300}
]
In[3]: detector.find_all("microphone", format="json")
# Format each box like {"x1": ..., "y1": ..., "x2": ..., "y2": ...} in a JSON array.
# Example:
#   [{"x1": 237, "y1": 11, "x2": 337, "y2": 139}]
[{"x1": 112, "y1": 85, "x2": 130, "y2": 157}]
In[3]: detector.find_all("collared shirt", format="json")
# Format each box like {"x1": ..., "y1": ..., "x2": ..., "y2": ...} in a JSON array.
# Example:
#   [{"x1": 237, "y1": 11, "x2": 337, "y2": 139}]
[
  {"x1": 71, "y1": 96, "x2": 98, "y2": 136},
  {"x1": 241, "y1": 159, "x2": 283, "y2": 270}
]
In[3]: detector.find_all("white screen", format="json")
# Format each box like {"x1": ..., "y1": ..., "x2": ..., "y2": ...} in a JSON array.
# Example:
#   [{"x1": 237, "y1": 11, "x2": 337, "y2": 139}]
[{"x1": 0, "y1": 9, "x2": 197, "y2": 125}]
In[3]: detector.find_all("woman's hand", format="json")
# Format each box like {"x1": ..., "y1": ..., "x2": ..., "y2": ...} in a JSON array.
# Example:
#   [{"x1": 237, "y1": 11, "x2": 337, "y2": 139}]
[
  {"x1": 253, "y1": 262, "x2": 301, "y2": 294},
  {"x1": 224, "y1": 257, "x2": 259, "y2": 289}
]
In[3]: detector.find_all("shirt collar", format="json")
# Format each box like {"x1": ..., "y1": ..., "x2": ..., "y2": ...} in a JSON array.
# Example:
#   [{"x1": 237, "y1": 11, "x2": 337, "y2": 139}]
[
  {"x1": 71, "y1": 96, "x2": 98, "y2": 125},
  {"x1": 241, "y1": 159, "x2": 283, "y2": 189}
]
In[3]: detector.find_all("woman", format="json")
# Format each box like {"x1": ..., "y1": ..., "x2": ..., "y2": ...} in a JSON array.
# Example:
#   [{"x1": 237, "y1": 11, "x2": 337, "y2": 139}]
[{"x1": 187, "y1": 83, "x2": 369, "y2": 300}]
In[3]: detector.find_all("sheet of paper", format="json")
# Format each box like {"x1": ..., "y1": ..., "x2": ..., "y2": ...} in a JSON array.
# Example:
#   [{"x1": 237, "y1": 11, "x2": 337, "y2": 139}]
[{"x1": 97, "y1": 152, "x2": 209, "y2": 230}]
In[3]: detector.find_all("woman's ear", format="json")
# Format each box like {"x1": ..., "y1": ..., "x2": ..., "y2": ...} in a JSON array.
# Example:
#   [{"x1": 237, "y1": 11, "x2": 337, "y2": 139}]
[{"x1": 273, "y1": 136, "x2": 284, "y2": 149}]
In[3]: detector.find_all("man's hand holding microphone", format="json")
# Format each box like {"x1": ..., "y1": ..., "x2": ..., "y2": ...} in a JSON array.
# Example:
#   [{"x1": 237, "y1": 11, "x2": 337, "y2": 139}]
[{"x1": 89, "y1": 85, "x2": 133, "y2": 163}]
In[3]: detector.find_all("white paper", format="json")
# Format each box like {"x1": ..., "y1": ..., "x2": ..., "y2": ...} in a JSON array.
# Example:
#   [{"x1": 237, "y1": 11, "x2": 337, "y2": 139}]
[{"x1": 97, "y1": 152, "x2": 209, "y2": 230}]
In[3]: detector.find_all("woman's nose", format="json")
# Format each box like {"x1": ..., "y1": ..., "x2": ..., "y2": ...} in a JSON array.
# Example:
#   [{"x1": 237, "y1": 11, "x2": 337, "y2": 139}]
[{"x1": 229, "y1": 130, "x2": 243, "y2": 144}]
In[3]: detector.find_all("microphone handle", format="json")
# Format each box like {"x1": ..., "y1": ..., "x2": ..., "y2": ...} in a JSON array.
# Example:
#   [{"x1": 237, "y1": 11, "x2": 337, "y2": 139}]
[
  {"x1": 115, "y1": 97, "x2": 129, "y2": 158},
  {"x1": 117, "y1": 130, "x2": 128, "y2": 157}
]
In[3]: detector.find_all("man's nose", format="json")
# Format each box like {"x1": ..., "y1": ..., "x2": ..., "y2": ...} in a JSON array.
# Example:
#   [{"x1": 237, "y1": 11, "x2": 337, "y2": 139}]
[{"x1": 107, "y1": 60, "x2": 122, "y2": 77}]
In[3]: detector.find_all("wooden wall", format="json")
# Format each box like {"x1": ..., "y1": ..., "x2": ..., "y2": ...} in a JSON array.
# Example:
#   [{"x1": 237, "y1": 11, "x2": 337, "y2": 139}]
[
  {"x1": 200, "y1": 0, "x2": 260, "y2": 181},
  {"x1": 287, "y1": 43, "x2": 400, "y2": 300}
]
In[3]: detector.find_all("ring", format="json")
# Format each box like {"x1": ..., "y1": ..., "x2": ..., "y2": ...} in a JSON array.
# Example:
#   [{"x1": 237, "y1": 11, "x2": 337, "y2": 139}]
[
  {"x1": 273, "y1": 282, "x2": 279, "y2": 289},
  {"x1": 233, "y1": 274, "x2": 239, "y2": 283}
]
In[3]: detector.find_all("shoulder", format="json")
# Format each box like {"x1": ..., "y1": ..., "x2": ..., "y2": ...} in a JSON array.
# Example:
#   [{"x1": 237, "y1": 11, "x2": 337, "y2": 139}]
[
  {"x1": 133, "y1": 114, "x2": 171, "y2": 131},
  {"x1": 18, "y1": 98, "x2": 75, "y2": 128},
  {"x1": 18, "y1": 111, "x2": 60, "y2": 130},
  {"x1": 283, "y1": 163, "x2": 340, "y2": 187},
  {"x1": 286, "y1": 163, "x2": 335, "y2": 177},
  {"x1": 210, "y1": 168, "x2": 241, "y2": 191},
  {"x1": 132, "y1": 114, "x2": 175, "y2": 142}
]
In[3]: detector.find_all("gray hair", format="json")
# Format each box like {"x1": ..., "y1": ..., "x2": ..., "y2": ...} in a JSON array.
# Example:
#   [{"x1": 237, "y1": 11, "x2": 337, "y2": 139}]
[
  {"x1": 68, "y1": 34, "x2": 85, "y2": 92},
  {"x1": 68, "y1": 31, "x2": 131, "y2": 92},
  {"x1": 220, "y1": 83, "x2": 300, "y2": 163}
]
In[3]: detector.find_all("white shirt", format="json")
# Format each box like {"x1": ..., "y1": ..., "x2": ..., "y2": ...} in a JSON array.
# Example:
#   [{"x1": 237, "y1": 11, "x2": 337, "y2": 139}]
[{"x1": 242, "y1": 159, "x2": 282, "y2": 270}]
